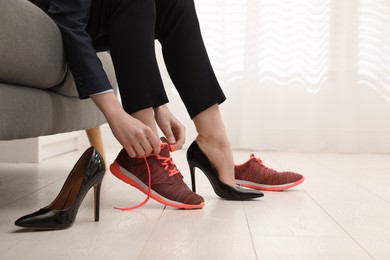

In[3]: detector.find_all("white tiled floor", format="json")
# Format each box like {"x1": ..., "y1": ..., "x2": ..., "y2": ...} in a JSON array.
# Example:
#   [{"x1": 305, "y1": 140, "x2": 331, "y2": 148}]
[{"x1": 1, "y1": 148, "x2": 389, "y2": 260}]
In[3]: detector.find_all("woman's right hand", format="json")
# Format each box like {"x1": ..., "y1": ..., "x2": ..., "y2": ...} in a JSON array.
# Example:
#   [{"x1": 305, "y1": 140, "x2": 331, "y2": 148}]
[{"x1": 91, "y1": 92, "x2": 161, "y2": 157}]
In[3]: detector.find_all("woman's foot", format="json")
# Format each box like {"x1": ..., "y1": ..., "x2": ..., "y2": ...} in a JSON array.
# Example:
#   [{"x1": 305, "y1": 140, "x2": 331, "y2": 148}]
[
  {"x1": 193, "y1": 104, "x2": 236, "y2": 186},
  {"x1": 195, "y1": 135, "x2": 236, "y2": 186},
  {"x1": 187, "y1": 141, "x2": 263, "y2": 199}
]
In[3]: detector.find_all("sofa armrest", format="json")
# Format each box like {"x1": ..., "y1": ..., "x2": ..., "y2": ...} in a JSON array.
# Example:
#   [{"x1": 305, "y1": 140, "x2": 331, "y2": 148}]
[{"x1": 0, "y1": 0, "x2": 66, "y2": 88}]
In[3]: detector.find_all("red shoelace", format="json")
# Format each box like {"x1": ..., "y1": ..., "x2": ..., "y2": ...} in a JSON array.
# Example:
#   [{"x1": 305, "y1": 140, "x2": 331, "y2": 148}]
[
  {"x1": 114, "y1": 144, "x2": 178, "y2": 211},
  {"x1": 251, "y1": 153, "x2": 277, "y2": 173}
]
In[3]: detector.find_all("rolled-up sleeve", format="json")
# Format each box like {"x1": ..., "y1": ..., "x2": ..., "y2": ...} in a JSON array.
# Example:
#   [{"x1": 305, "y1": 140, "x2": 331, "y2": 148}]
[{"x1": 48, "y1": 0, "x2": 112, "y2": 99}]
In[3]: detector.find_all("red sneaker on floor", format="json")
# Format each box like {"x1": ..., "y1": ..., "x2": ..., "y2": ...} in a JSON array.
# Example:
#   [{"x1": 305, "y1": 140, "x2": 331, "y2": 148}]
[
  {"x1": 110, "y1": 144, "x2": 205, "y2": 209},
  {"x1": 235, "y1": 154, "x2": 304, "y2": 191}
]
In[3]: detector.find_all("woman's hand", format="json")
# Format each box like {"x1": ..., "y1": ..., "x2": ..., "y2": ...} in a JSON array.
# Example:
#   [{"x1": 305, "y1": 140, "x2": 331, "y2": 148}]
[
  {"x1": 91, "y1": 92, "x2": 161, "y2": 157},
  {"x1": 154, "y1": 104, "x2": 185, "y2": 150}
]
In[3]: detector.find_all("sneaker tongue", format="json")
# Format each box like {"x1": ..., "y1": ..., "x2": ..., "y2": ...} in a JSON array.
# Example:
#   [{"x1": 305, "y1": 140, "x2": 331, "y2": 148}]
[{"x1": 159, "y1": 144, "x2": 170, "y2": 157}]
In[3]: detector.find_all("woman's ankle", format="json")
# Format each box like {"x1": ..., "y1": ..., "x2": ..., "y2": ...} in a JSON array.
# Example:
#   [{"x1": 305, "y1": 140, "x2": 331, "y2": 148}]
[{"x1": 196, "y1": 134, "x2": 230, "y2": 150}]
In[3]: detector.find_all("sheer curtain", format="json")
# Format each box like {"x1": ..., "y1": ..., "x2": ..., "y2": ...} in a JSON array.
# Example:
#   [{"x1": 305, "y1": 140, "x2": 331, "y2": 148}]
[{"x1": 157, "y1": 0, "x2": 390, "y2": 152}]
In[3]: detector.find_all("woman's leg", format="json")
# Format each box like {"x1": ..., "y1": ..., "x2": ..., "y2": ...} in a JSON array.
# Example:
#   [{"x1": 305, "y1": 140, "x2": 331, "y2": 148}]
[
  {"x1": 87, "y1": 0, "x2": 164, "y2": 146},
  {"x1": 89, "y1": 0, "x2": 205, "y2": 209},
  {"x1": 155, "y1": 0, "x2": 234, "y2": 185},
  {"x1": 107, "y1": 0, "x2": 169, "y2": 116},
  {"x1": 155, "y1": 0, "x2": 226, "y2": 118},
  {"x1": 94, "y1": 0, "x2": 167, "y2": 135},
  {"x1": 131, "y1": 108, "x2": 159, "y2": 137}
]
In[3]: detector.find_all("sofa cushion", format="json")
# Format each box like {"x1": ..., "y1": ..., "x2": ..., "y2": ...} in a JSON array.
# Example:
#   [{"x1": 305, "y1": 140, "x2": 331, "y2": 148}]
[
  {"x1": 0, "y1": 82, "x2": 106, "y2": 140},
  {"x1": 0, "y1": 0, "x2": 66, "y2": 89}
]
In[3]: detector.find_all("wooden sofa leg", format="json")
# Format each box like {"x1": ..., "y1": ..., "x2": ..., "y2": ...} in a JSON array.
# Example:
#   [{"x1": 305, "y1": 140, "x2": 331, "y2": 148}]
[{"x1": 85, "y1": 127, "x2": 107, "y2": 169}]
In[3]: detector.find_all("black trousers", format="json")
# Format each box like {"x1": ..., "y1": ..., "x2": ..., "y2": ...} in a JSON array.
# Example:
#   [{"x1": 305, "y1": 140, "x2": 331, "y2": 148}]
[{"x1": 87, "y1": 0, "x2": 226, "y2": 118}]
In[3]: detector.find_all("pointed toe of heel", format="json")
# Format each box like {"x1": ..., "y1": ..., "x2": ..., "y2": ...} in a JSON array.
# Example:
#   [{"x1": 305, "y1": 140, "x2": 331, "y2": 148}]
[{"x1": 227, "y1": 185, "x2": 263, "y2": 200}]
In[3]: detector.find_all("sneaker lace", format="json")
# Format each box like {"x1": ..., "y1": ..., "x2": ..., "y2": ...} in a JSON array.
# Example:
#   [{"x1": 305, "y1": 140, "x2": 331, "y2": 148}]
[
  {"x1": 251, "y1": 153, "x2": 277, "y2": 173},
  {"x1": 156, "y1": 155, "x2": 179, "y2": 177}
]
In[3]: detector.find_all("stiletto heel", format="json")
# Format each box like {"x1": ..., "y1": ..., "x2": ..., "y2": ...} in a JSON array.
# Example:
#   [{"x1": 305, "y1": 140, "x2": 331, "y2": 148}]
[
  {"x1": 15, "y1": 147, "x2": 105, "y2": 230},
  {"x1": 189, "y1": 161, "x2": 197, "y2": 192},
  {"x1": 187, "y1": 141, "x2": 263, "y2": 200},
  {"x1": 93, "y1": 179, "x2": 103, "y2": 222}
]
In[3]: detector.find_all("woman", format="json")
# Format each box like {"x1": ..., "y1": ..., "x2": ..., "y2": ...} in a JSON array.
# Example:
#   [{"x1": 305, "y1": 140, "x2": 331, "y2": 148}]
[{"x1": 15, "y1": 0, "x2": 303, "y2": 229}]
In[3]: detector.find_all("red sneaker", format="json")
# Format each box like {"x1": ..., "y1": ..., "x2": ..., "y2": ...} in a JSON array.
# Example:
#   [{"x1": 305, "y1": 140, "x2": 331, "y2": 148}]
[
  {"x1": 235, "y1": 154, "x2": 304, "y2": 191},
  {"x1": 110, "y1": 144, "x2": 205, "y2": 209}
]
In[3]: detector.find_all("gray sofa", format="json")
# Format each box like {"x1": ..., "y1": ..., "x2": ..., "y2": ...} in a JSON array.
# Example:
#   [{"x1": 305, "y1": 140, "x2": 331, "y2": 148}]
[{"x1": 0, "y1": 0, "x2": 116, "y2": 142}]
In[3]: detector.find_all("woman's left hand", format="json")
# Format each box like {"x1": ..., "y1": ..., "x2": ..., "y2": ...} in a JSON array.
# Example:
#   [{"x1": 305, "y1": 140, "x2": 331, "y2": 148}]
[{"x1": 154, "y1": 104, "x2": 185, "y2": 150}]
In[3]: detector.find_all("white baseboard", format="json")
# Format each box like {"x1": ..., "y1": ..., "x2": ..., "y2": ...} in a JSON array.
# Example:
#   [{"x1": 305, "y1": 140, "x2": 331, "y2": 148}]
[{"x1": 0, "y1": 131, "x2": 82, "y2": 163}]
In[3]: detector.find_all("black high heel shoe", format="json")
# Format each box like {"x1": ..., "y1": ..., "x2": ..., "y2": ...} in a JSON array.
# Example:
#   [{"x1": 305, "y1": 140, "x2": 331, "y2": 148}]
[
  {"x1": 15, "y1": 147, "x2": 105, "y2": 230},
  {"x1": 187, "y1": 141, "x2": 263, "y2": 200}
]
